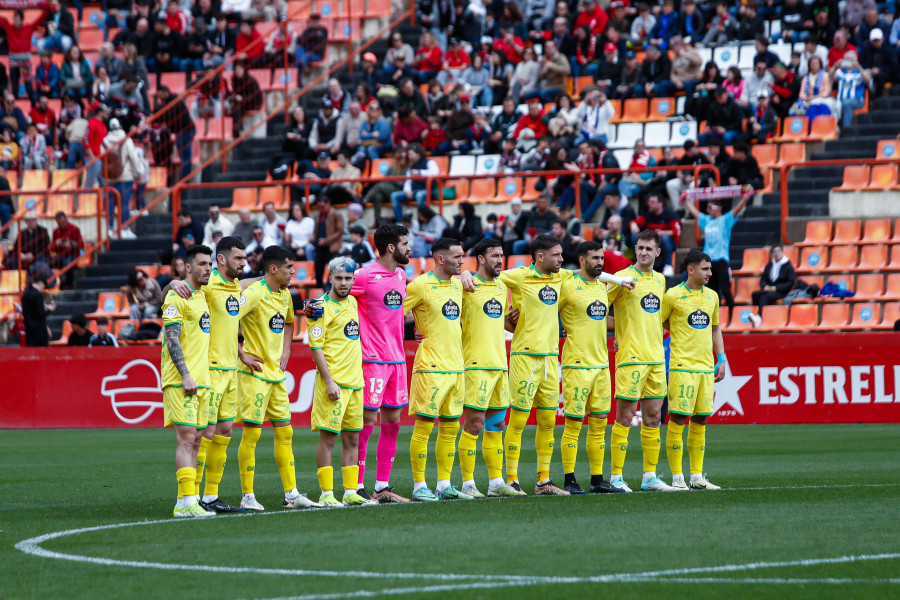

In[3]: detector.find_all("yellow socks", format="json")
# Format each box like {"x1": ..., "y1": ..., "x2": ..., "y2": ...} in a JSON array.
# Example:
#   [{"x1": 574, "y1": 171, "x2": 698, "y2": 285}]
[
  {"x1": 317, "y1": 466, "x2": 333, "y2": 494},
  {"x1": 409, "y1": 420, "x2": 433, "y2": 483},
  {"x1": 238, "y1": 426, "x2": 261, "y2": 494},
  {"x1": 535, "y1": 409, "x2": 555, "y2": 482},
  {"x1": 435, "y1": 421, "x2": 459, "y2": 482},
  {"x1": 458, "y1": 430, "x2": 478, "y2": 482},
  {"x1": 176, "y1": 466, "x2": 195, "y2": 501},
  {"x1": 273, "y1": 425, "x2": 297, "y2": 493},
  {"x1": 610, "y1": 421, "x2": 630, "y2": 476},
  {"x1": 586, "y1": 417, "x2": 607, "y2": 476},
  {"x1": 341, "y1": 465, "x2": 358, "y2": 493},
  {"x1": 194, "y1": 435, "x2": 211, "y2": 495},
  {"x1": 482, "y1": 430, "x2": 504, "y2": 480},
  {"x1": 561, "y1": 417, "x2": 582, "y2": 474},
  {"x1": 505, "y1": 409, "x2": 529, "y2": 483},
  {"x1": 640, "y1": 424, "x2": 661, "y2": 474},
  {"x1": 687, "y1": 422, "x2": 706, "y2": 475},
  {"x1": 203, "y1": 434, "x2": 230, "y2": 498},
  {"x1": 666, "y1": 422, "x2": 685, "y2": 476}
]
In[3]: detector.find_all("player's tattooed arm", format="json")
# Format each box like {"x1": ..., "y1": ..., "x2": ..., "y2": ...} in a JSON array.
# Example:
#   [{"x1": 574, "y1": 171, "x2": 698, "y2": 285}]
[{"x1": 165, "y1": 323, "x2": 198, "y2": 395}]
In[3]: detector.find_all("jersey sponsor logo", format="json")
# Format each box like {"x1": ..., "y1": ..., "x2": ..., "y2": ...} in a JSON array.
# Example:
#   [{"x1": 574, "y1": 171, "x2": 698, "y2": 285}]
[
  {"x1": 538, "y1": 285, "x2": 558, "y2": 305},
  {"x1": 483, "y1": 297, "x2": 503, "y2": 318},
  {"x1": 586, "y1": 300, "x2": 607, "y2": 320},
  {"x1": 269, "y1": 312, "x2": 286, "y2": 333},
  {"x1": 442, "y1": 299, "x2": 460, "y2": 320},
  {"x1": 225, "y1": 295, "x2": 240, "y2": 316},
  {"x1": 163, "y1": 305, "x2": 178, "y2": 319},
  {"x1": 199, "y1": 312, "x2": 211, "y2": 333},
  {"x1": 641, "y1": 293, "x2": 660, "y2": 313},
  {"x1": 688, "y1": 309, "x2": 710, "y2": 329},
  {"x1": 344, "y1": 319, "x2": 360, "y2": 340},
  {"x1": 383, "y1": 289, "x2": 403, "y2": 310},
  {"x1": 310, "y1": 325, "x2": 323, "y2": 338}
]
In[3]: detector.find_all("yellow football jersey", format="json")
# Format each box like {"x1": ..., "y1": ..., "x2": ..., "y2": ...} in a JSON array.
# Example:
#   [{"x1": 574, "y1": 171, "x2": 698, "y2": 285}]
[
  {"x1": 404, "y1": 271, "x2": 463, "y2": 373},
  {"x1": 661, "y1": 283, "x2": 720, "y2": 373},
  {"x1": 499, "y1": 264, "x2": 573, "y2": 356},
  {"x1": 559, "y1": 274, "x2": 610, "y2": 368},
  {"x1": 203, "y1": 269, "x2": 260, "y2": 371},
  {"x1": 461, "y1": 274, "x2": 509, "y2": 371},
  {"x1": 607, "y1": 265, "x2": 665, "y2": 366},
  {"x1": 238, "y1": 279, "x2": 295, "y2": 383},
  {"x1": 161, "y1": 287, "x2": 211, "y2": 390},
  {"x1": 308, "y1": 293, "x2": 364, "y2": 389}
]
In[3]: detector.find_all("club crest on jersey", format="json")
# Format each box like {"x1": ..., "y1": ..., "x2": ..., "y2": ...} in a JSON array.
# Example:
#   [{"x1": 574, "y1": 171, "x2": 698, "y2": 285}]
[
  {"x1": 688, "y1": 309, "x2": 710, "y2": 329},
  {"x1": 344, "y1": 319, "x2": 360, "y2": 340},
  {"x1": 641, "y1": 293, "x2": 660, "y2": 313},
  {"x1": 199, "y1": 312, "x2": 211, "y2": 333},
  {"x1": 483, "y1": 297, "x2": 503, "y2": 318},
  {"x1": 586, "y1": 300, "x2": 607, "y2": 320},
  {"x1": 538, "y1": 285, "x2": 558, "y2": 305},
  {"x1": 442, "y1": 299, "x2": 460, "y2": 320},
  {"x1": 225, "y1": 295, "x2": 240, "y2": 316},
  {"x1": 269, "y1": 312, "x2": 285, "y2": 333},
  {"x1": 383, "y1": 289, "x2": 403, "y2": 310},
  {"x1": 310, "y1": 325, "x2": 323, "y2": 338}
]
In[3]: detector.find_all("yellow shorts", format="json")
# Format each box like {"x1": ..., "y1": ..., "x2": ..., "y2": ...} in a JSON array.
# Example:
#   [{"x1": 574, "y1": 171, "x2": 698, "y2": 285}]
[
  {"x1": 163, "y1": 386, "x2": 209, "y2": 429},
  {"x1": 409, "y1": 371, "x2": 465, "y2": 419},
  {"x1": 209, "y1": 369, "x2": 239, "y2": 425},
  {"x1": 237, "y1": 372, "x2": 291, "y2": 424},
  {"x1": 464, "y1": 370, "x2": 510, "y2": 411},
  {"x1": 508, "y1": 354, "x2": 560, "y2": 413},
  {"x1": 668, "y1": 371, "x2": 715, "y2": 416},
  {"x1": 615, "y1": 363, "x2": 667, "y2": 402},
  {"x1": 562, "y1": 367, "x2": 611, "y2": 419},
  {"x1": 311, "y1": 377, "x2": 364, "y2": 433}
]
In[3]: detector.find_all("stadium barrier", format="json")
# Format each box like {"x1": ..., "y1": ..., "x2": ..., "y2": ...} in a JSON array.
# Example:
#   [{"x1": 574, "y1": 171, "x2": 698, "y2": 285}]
[{"x1": 2, "y1": 332, "x2": 897, "y2": 429}]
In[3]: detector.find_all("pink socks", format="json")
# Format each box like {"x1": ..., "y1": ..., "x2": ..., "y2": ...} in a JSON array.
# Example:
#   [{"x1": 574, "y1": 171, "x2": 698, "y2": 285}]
[
  {"x1": 376, "y1": 421, "x2": 401, "y2": 484},
  {"x1": 357, "y1": 424, "x2": 375, "y2": 486}
]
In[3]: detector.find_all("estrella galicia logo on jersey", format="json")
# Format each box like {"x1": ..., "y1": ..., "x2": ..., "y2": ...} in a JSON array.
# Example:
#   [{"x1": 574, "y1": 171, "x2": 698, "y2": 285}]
[
  {"x1": 269, "y1": 312, "x2": 285, "y2": 333},
  {"x1": 641, "y1": 293, "x2": 660, "y2": 313},
  {"x1": 199, "y1": 312, "x2": 211, "y2": 333},
  {"x1": 442, "y1": 299, "x2": 460, "y2": 320},
  {"x1": 586, "y1": 300, "x2": 607, "y2": 320},
  {"x1": 483, "y1": 297, "x2": 503, "y2": 318},
  {"x1": 383, "y1": 289, "x2": 403, "y2": 310},
  {"x1": 344, "y1": 319, "x2": 360, "y2": 340},
  {"x1": 225, "y1": 295, "x2": 240, "y2": 316},
  {"x1": 538, "y1": 285, "x2": 558, "y2": 305},
  {"x1": 688, "y1": 309, "x2": 710, "y2": 329}
]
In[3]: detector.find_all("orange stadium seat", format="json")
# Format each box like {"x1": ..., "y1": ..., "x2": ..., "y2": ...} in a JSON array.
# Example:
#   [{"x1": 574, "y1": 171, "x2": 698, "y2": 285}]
[
  {"x1": 870, "y1": 164, "x2": 899, "y2": 189},
  {"x1": 495, "y1": 178, "x2": 522, "y2": 203},
  {"x1": 291, "y1": 261, "x2": 316, "y2": 286},
  {"x1": 227, "y1": 187, "x2": 258, "y2": 211},
  {"x1": 775, "y1": 142, "x2": 806, "y2": 167},
  {"x1": 860, "y1": 219, "x2": 891, "y2": 244},
  {"x1": 0, "y1": 269, "x2": 25, "y2": 293},
  {"x1": 888, "y1": 246, "x2": 900, "y2": 271},
  {"x1": 259, "y1": 186, "x2": 289, "y2": 207},
  {"x1": 460, "y1": 257, "x2": 478, "y2": 272},
  {"x1": 820, "y1": 274, "x2": 853, "y2": 298},
  {"x1": 893, "y1": 220, "x2": 900, "y2": 244},
  {"x1": 829, "y1": 220, "x2": 861, "y2": 245},
  {"x1": 42, "y1": 194, "x2": 72, "y2": 217},
  {"x1": 818, "y1": 303, "x2": 850, "y2": 329},
  {"x1": 797, "y1": 245, "x2": 827, "y2": 273},
  {"x1": 468, "y1": 179, "x2": 496, "y2": 203},
  {"x1": 612, "y1": 99, "x2": 647, "y2": 124},
  {"x1": 402, "y1": 261, "x2": 422, "y2": 280},
  {"x1": 751, "y1": 144, "x2": 778, "y2": 170},
  {"x1": 79, "y1": 28, "x2": 105, "y2": 51},
  {"x1": 833, "y1": 165, "x2": 870, "y2": 191},
  {"x1": 773, "y1": 117, "x2": 808, "y2": 142},
  {"x1": 783, "y1": 304, "x2": 818, "y2": 331},
  {"x1": 846, "y1": 303, "x2": 881, "y2": 330},
  {"x1": 782, "y1": 245, "x2": 799, "y2": 266},
  {"x1": 574, "y1": 76, "x2": 594, "y2": 95},
  {"x1": 806, "y1": 115, "x2": 838, "y2": 142},
  {"x1": 87, "y1": 292, "x2": 129, "y2": 319},
  {"x1": 876, "y1": 139, "x2": 900, "y2": 161},
  {"x1": 884, "y1": 273, "x2": 900, "y2": 299},
  {"x1": 853, "y1": 274, "x2": 884, "y2": 301},
  {"x1": 605, "y1": 99, "x2": 622, "y2": 122},
  {"x1": 733, "y1": 277, "x2": 756, "y2": 304},
  {"x1": 74, "y1": 191, "x2": 100, "y2": 217},
  {"x1": 522, "y1": 177, "x2": 542, "y2": 202},
  {"x1": 431, "y1": 156, "x2": 449, "y2": 175},
  {"x1": 725, "y1": 307, "x2": 756, "y2": 332},
  {"x1": 796, "y1": 221, "x2": 832, "y2": 247},
  {"x1": 755, "y1": 304, "x2": 789, "y2": 332},
  {"x1": 858, "y1": 245, "x2": 889, "y2": 270},
  {"x1": 877, "y1": 302, "x2": 900, "y2": 330},
  {"x1": 22, "y1": 170, "x2": 49, "y2": 191},
  {"x1": 369, "y1": 158, "x2": 392, "y2": 177},
  {"x1": 367, "y1": 0, "x2": 392, "y2": 15},
  {"x1": 647, "y1": 97, "x2": 676, "y2": 121},
  {"x1": 823, "y1": 246, "x2": 858, "y2": 272},
  {"x1": 443, "y1": 179, "x2": 469, "y2": 203},
  {"x1": 506, "y1": 255, "x2": 531, "y2": 269},
  {"x1": 718, "y1": 306, "x2": 731, "y2": 328}
]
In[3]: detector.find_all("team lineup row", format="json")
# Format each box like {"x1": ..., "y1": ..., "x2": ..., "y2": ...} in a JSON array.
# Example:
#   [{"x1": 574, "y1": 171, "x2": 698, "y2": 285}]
[{"x1": 159, "y1": 225, "x2": 728, "y2": 517}]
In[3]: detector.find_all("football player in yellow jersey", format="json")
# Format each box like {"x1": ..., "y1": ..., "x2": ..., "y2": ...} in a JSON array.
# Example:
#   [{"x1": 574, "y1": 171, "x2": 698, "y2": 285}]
[
  {"x1": 160, "y1": 245, "x2": 216, "y2": 518},
  {"x1": 405, "y1": 238, "x2": 473, "y2": 502},
  {"x1": 607, "y1": 229, "x2": 675, "y2": 493},
  {"x1": 660, "y1": 249, "x2": 726, "y2": 491},
  {"x1": 458, "y1": 238, "x2": 522, "y2": 498},
  {"x1": 237, "y1": 246, "x2": 322, "y2": 510},
  {"x1": 308, "y1": 257, "x2": 377, "y2": 507}
]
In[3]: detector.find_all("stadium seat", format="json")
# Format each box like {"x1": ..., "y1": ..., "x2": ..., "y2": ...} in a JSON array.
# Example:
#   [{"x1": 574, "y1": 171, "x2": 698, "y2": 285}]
[
  {"x1": 468, "y1": 179, "x2": 496, "y2": 203},
  {"x1": 717, "y1": 306, "x2": 731, "y2": 328},
  {"x1": 430, "y1": 156, "x2": 449, "y2": 175},
  {"x1": 733, "y1": 248, "x2": 768, "y2": 275},
  {"x1": 876, "y1": 139, "x2": 900, "y2": 161},
  {"x1": 87, "y1": 292, "x2": 129, "y2": 319},
  {"x1": 888, "y1": 246, "x2": 900, "y2": 272},
  {"x1": 495, "y1": 178, "x2": 522, "y2": 203},
  {"x1": 259, "y1": 186, "x2": 289, "y2": 207},
  {"x1": 773, "y1": 117, "x2": 808, "y2": 142},
  {"x1": 751, "y1": 144, "x2": 778, "y2": 170},
  {"x1": 574, "y1": 75, "x2": 594, "y2": 95},
  {"x1": 833, "y1": 165, "x2": 870, "y2": 191},
  {"x1": 506, "y1": 254, "x2": 531, "y2": 269},
  {"x1": 620, "y1": 99, "x2": 649, "y2": 123},
  {"x1": 160, "y1": 71, "x2": 187, "y2": 95},
  {"x1": 646, "y1": 97, "x2": 675, "y2": 122},
  {"x1": 858, "y1": 245, "x2": 888, "y2": 270},
  {"x1": 668, "y1": 121, "x2": 698, "y2": 147},
  {"x1": 610, "y1": 122, "x2": 643, "y2": 149},
  {"x1": 449, "y1": 155, "x2": 476, "y2": 177},
  {"x1": 443, "y1": 179, "x2": 469, "y2": 203},
  {"x1": 782, "y1": 245, "x2": 799, "y2": 266},
  {"x1": 401, "y1": 261, "x2": 423, "y2": 280},
  {"x1": 775, "y1": 142, "x2": 806, "y2": 167},
  {"x1": 860, "y1": 219, "x2": 891, "y2": 244},
  {"x1": 713, "y1": 46, "x2": 739, "y2": 72},
  {"x1": 643, "y1": 122, "x2": 670, "y2": 147},
  {"x1": 42, "y1": 194, "x2": 72, "y2": 218},
  {"x1": 475, "y1": 154, "x2": 501, "y2": 175},
  {"x1": 725, "y1": 307, "x2": 756, "y2": 332},
  {"x1": 806, "y1": 115, "x2": 838, "y2": 142},
  {"x1": 0, "y1": 269, "x2": 25, "y2": 293},
  {"x1": 291, "y1": 261, "x2": 316, "y2": 286},
  {"x1": 148, "y1": 167, "x2": 167, "y2": 189},
  {"x1": 795, "y1": 220, "x2": 832, "y2": 247},
  {"x1": 876, "y1": 302, "x2": 900, "y2": 330},
  {"x1": 22, "y1": 170, "x2": 49, "y2": 191},
  {"x1": 79, "y1": 28, "x2": 104, "y2": 51},
  {"x1": 823, "y1": 245, "x2": 858, "y2": 272},
  {"x1": 853, "y1": 274, "x2": 884, "y2": 301},
  {"x1": 783, "y1": 304, "x2": 818, "y2": 331},
  {"x1": 227, "y1": 187, "x2": 257, "y2": 212},
  {"x1": 829, "y1": 220, "x2": 861, "y2": 245},
  {"x1": 797, "y1": 245, "x2": 827, "y2": 273},
  {"x1": 845, "y1": 302, "x2": 881, "y2": 330},
  {"x1": 522, "y1": 177, "x2": 541, "y2": 202},
  {"x1": 460, "y1": 257, "x2": 478, "y2": 273},
  {"x1": 370, "y1": 158, "x2": 392, "y2": 177},
  {"x1": 50, "y1": 320, "x2": 73, "y2": 346},
  {"x1": 884, "y1": 273, "x2": 900, "y2": 299},
  {"x1": 367, "y1": 0, "x2": 392, "y2": 16},
  {"x1": 869, "y1": 164, "x2": 899, "y2": 190},
  {"x1": 73, "y1": 191, "x2": 100, "y2": 218},
  {"x1": 733, "y1": 277, "x2": 756, "y2": 304},
  {"x1": 755, "y1": 304, "x2": 789, "y2": 332},
  {"x1": 136, "y1": 265, "x2": 159, "y2": 279},
  {"x1": 820, "y1": 274, "x2": 854, "y2": 298},
  {"x1": 894, "y1": 220, "x2": 900, "y2": 244},
  {"x1": 818, "y1": 303, "x2": 850, "y2": 329}
]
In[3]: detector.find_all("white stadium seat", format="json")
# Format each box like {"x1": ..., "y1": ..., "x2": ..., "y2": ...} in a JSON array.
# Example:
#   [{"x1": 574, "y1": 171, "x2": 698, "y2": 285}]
[
  {"x1": 644, "y1": 122, "x2": 671, "y2": 147},
  {"x1": 448, "y1": 155, "x2": 476, "y2": 177},
  {"x1": 669, "y1": 120, "x2": 698, "y2": 146},
  {"x1": 609, "y1": 122, "x2": 643, "y2": 149},
  {"x1": 714, "y1": 46, "x2": 740, "y2": 71},
  {"x1": 475, "y1": 154, "x2": 501, "y2": 175}
]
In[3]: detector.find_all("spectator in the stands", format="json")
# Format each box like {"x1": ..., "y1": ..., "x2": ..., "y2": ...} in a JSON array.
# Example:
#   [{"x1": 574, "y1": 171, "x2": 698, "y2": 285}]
[
  {"x1": 487, "y1": 49, "x2": 512, "y2": 105},
  {"x1": 257, "y1": 201, "x2": 285, "y2": 246},
  {"x1": 510, "y1": 45, "x2": 540, "y2": 103},
  {"x1": 4, "y1": 211, "x2": 50, "y2": 270},
  {"x1": 282, "y1": 105, "x2": 311, "y2": 163},
  {"x1": 809, "y1": 7, "x2": 837, "y2": 48},
  {"x1": 669, "y1": 36, "x2": 702, "y2": 97},
  {"x1": 31, "y1": 52, "x2": 61, "y2": 102},
  {"x1": 630, "y1": 3, "x2": 656, "y2": 46},
  {"x1": 108, "y1": 73, "x2": 146, "y2": 115},
  {"x1": 203, "y1": 204, "x2": 234, "y2": 246},
  {"x1": 337, "y1": 100, "x2": 364, "y2": 160},
  {"x1": 436, "y1": 37, "x2": 471, "y2": 86},
  {"x1": 245, "y1": 224, "x2": 276, "y2": 255},
  {"x1": 703, "y1": 1, "x2": 738, "y2": 47},
  {"x1": 22, "y1": 124, "x2": 48, "y2": 171},
  {"x1": 559, "y1": 205, "x2": 582, "y2": 239},
  {"x1": 396, "y1": 77, "x2": 429, "y2": 117},
  {"x1": 285, "y1": 201, "x2": 316, "y2": 261},
  {"x1": 771, "y1": 61, "x2": 800, "y2": 117},
  {"x1": 153, "y1": 86, "x2": 196, "y2": 180},
  {"x1": 364, "y1": 148, "x2": 408, "y2": 223},
  {"x1": 525, "y1": 39, "x2": 570, "y2": 103},
  {"x1": 127, "y1": 268, "x2": 164, "y2": 320},
  {"x1": 678, "y1": 0, "x2": 704, "y2": 40},
  {"x1": 346, "y1": 224, "x2": 375, "y2": 266},
  {"x1": 574, "y1": 0, "x2": 607, "y2": 37},
  {"x1": 88, "y1": 317, "x2": 119, "y2": 347},
  {"x1": 550, "y1": 217, "x2": 581, "y2": 267},
  {"x1": 326, "y1": 151, "x2": 361, "y2": 206},
  {"x1": 233, "y1": 207, "x2": 255, "y2": 243},
  {"x1": 860, "y1": 29, "x2": 897, "y2": 98},
  {"x1": 748, "y1": 244, "x2": 796, "y2": 326},
  {"x1": 596, "y1": 188, "x2": 636, "y2": 238},
  {"x1": 744, "y1": 88, "x2": 778, "y2": 143},
  {"x1": 416, "y1": 0, "x2": 455, "y2": 50},
  {"x1": 93, "y1": 65, "x2": 113, "y2": 103},
  {"x1": 546, "y1": 16, "x2": 576, "y2": 63},
  {"x1": 799, "y1": 37, "x2": 829, "y2": 77},
  {"x1": 635, "y1": 43, "x2": 673, "y2": 98},
  {"x1": 513, "y1": 97, "x2": 548, "y2": 140},
  {"x1": 792, "y1": 55, "x2": 837, "y2": 117},
  {"x1": 228, "y1": 62, "x2": 264, "y2": 138},
  {"x1": 29, "y1": 97, "x2": 55, "y2": 152},
  {"x1": 725, "y1": 141, "x2": 764, "y2": 190},
  {"x1": 686, "y1": 61, "x2": 722, "y2": 121},
  {"x1": 828, "y1": 28, "x2": 856, "y2": 67},
  {"x1": 544, "y1": 93, "x2": 578, "y2": 141},
  {"x1": 841, "y1": 0, "x2": 875, "y2": 31},
  {"x1": 613, "y1": 50, "x2": 641, "y2": 99},
  {"x1": 630, "y1": 193, "x2": 680, "y2": 276},
  {"x1": 207, "y1": 15, "x2": 237, "y2": 67},
  {"x1": 831, "y1": 51, "x2": 870, "y2": 128},
  {"x1": 96, "y1": 43, "x2": 125, "y2": 84},
  {"x1": 0, "y1": 5, "x2": 52, "y2": 98},
  {"x1": 174, "y1": 208, "x2": 204, "y2": 254},
  {"x1": 485, "y1": 97, "x2": 520, "y2": 153},
  {"x1": 390, "y1": 143, "x2": 438, "y2": 222},
  {"x1": 439, "y1": 93, "x2": 475, "y2": 154},
  {"x1": 0, "y1": 91, "x2": 26, "y2": 141},
  {"x1": 780, "y1": 0, "x2": 812, "y2": 43},
  {"x1": 607, "y1": 2, "x2": 629, "y2": 34},
  {"x1": 414, "y1": 31, "x2": 443, "y2": 82},
  {"x1": 50, "y1": 211, "x2": 82, "y2": 289},
  {"x1": 741, "y1": 59, "x2": 775, "y2": 113},
  {"x1": 38, "y1": 0, "x2": 74, "y2": 53},
  {"x1": 460, "y1": 53, "x2": 492, "y2": 107},
  {"x1": 619, "y1": 138, "x2": 657, "y2": 200},
  {"x1": 384, "y1": 32, "x2": 415, "y2": 74},
  {"x1": 324, "y1": 78, "x2": 350, "y2": 114},
  {"x1": 68, "y1": 314, "x2": 93, "y2": 346},
  {"x1": 557, "y1": 138, "x2": 598, "y2": 212},
  {"x1": 296, "y1": 13, "x2": 328, "y2": 80},
  {"x1": 82, "y1": 102, "x2": 110, "y2": 191},
  {"x1": 0, "y1": 167, "x2": 11, "y2": 238},
  {"x1": 103, "y1": 117, "x2": 140, "y2": 238},
  {"x1": 152, "y1": 20, "x2": 186, "y2": 74},
  {"x1": 393, "y1": 104, "x2": 428, "y2": 148},
  {"x1": 856, "y1": 8, "x2": 889, "y2": 48},
  {"x1": 157, "y1": 256, "x2": 186, "y2": 288},
  {"x1": 446, "y1": 201, "x2": 483, "y2": 251},
  {"x1": 649, "y1": 0, "x2": 679, "y2": 48},
  {"x1": 737, "y1": 1, "x2": 764, "y2": 41},
  {"x1": 512, "y1": 194, "x2": 557, "y2": 254},
  {"x1": 500, "y1": 196, "x2": 524, "y2": 256},
  {"x1": 891, "y1": 16, "x2": 900, "y2": 55},
  {"x1": 21, "y1": 274, "x2": 54, "y2": 347},
  {"x1": 359, "y1": 102, "x2": 392, "y2": 159},
  {"x1": 0, "y1": 128, "x2": 20, "y2": 170},
  {"x1": 593, "y1": 42, "x2": 622, "y2": 97},
  {"x1": 308, "y1": 97, "x2": 342, "y2": 158},
  {"x1": 313, "y1": 196, "x2": 344, "y2": 285},
  {"x1": 698, "y1": 87, "x2": 743, "y2": 145},
  {"x1": 234, "y1": 18, "x2": 265, "y2": 69},
  {"x1": 410, "y1": 205, "x2": 448, "y2": 258},
  {"x1": 121, "y1": 42, "x2": 149, "y2": 84},
  {"x1": 665, "y1": 140, "x2": 709, "y2": 207}
]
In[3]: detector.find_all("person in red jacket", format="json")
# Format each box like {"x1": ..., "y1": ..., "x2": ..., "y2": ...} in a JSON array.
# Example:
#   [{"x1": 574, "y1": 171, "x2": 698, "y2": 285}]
[
  {"x1": 0, "y1": 3, "x2": 53, "y2": 98},
  {"x1": 574, "y1": 0, "x2": 609, "y2": 36},
  {"x1": 51, "y1": 211, "x2": 83, "y2": 288},
  {"x1": 413, "y1": 31, "x2": 443, "y2": 82},
  {"x1": 236, "y1": 19, "x2": 264, "y2": 68},
  {"x1": 513, "y1": 98, "x2": 548, "y2": 139},
  {"x1": 83, "y1": 103, "x2": 110, "y2": 191},
  {"x1": 165, "y1": 0, "x2": 189, "y2": 35}
]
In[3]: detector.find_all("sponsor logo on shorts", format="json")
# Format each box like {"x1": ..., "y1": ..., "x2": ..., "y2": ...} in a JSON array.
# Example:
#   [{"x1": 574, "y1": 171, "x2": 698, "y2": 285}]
[
  {"x1": 538, "y1": 285, "x2": 558, "y2": 305},
  {"x1": 269, "y1": 312, "x2": 285, "y2": 333},
  {"x1": 442, "y1": 299, "x2": 460, "y2": 320},
  {"x1": 383, "y1": 289, "x2": 403, "y2": 310},
  {"x1": 688, "y1": 309, "x2": 710, "y2": 329},
  {"x1": 344, "y1": 319, "x2": 360, "y2": 340},
  {"x1": 225, "y1": 295, "x2": 240, "y2": 316},
  {"x1": 483, "y1": 297, "x2": 503, "y2": 318},
  {"x1": 199, "y1": 312, "x2": 211, "y2": 333},
  {"x1": 586, "y1": 300, "x2": 607, "y2": 320},
  {"x1": 641, "y1": 293, "x2": 660, "y2": 313}
]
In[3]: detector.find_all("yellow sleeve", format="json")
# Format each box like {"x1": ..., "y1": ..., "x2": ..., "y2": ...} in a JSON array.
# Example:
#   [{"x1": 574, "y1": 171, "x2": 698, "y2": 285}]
[
  {"x1": 558, "y1": 278, "x2": 571, "y2": 309},
  {"x1": 660, "y1": 289, "x2": 675, "y2": 323},
  {"x1": 239, "y1": 282, "x2": 261, "y2": 318},
  {"x1": 308, "y1": 305, "x2": 329, "y2": 349},
  {"x1": 498, "y1": 267, "x2": 524, "y2": 290},
  {"x1": 560, "y1": 269, "x2": 575, "y2": 282},
  {"x1": 501, "y1": 281, "x2": 509, "y2": 316},
  {"x1": 162, "y1": 292, "x2": 185, "y2": 325},
  {"x1": 712, "y1": 293, "x2": 720, "y2": 326},
  {"x1": 404, "y1": 277, "x2": 423, "y2": 315},
  {"x1": 285, "y1": 293, "x2": 295, "y2": 324},
  {"x1": 606, "y1": 281, "x2": 622, "y2": 304}
]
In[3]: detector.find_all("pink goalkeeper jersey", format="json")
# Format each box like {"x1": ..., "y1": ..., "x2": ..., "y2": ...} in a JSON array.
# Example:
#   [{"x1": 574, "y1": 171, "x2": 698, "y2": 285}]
[{"x1": 351, "y1": 261, "x2": 407, "y2": 364}]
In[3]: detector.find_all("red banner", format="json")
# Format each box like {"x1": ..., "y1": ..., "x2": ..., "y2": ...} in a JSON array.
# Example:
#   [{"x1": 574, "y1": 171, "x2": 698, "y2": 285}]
[{"x1": 1, "y1": 333, "x2": 898, "y2": 429}]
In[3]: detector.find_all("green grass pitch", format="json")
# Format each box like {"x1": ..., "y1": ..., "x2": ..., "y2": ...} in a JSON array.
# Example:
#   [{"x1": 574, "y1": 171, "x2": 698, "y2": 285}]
[{"x1": 2, "y1": 424, "x2": 899, "y2": 600}]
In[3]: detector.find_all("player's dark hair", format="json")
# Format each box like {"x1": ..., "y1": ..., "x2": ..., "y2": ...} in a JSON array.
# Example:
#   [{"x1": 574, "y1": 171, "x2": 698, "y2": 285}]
[
  {"x1": 374, "y1": 224, "x2": 409, "y2": 255},
  {"x1": 472, "y1": 237, "x2": 503, "y2": 258},
  {"x1": 431, "y1": 237, "x2": 462, "y2": 254},
  {"x1": 216, "y1": 236, "x2": 246, "y2": 259},
  {"x1": 636, "y1": 229, "x2": 661, "y2": 248},
  {"x1": 185, "y1": 244, "x2": 213, "y2": 262},
  {"x1": 531, "y1": 233, "x2": 561, "y2": 259},
  {"x1": 683, "y1": 248, "x2": 711, "y2": 271},
  {"x1": 577, "y1": 240, "x2": 604, "y2": 257},
  {"x1": 262, "y1": 245, "x2": 293, "y2": 270}
]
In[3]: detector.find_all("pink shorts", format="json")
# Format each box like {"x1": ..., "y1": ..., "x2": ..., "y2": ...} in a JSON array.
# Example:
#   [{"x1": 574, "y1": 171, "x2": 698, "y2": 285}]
[{"x1": 362, "y1": 362, "x2": 409, "y2": 410}]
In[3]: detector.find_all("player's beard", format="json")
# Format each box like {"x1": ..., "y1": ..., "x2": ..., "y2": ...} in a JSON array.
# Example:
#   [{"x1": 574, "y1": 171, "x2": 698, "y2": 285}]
[{"x1": 394, "y1": 248, "x2": 410, "y2": 265}]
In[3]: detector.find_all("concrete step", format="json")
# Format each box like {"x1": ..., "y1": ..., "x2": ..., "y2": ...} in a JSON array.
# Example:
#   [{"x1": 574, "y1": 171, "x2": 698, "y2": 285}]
[
  {"x1": 99, "y1": 249, "x2": 163, "y2": 265},
  {"x1": 76, "y1": 275, "x2": 127, "y2": 290},
  {"x1": 108, "y1": 237, "x2": 171, "y2": 252}
]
